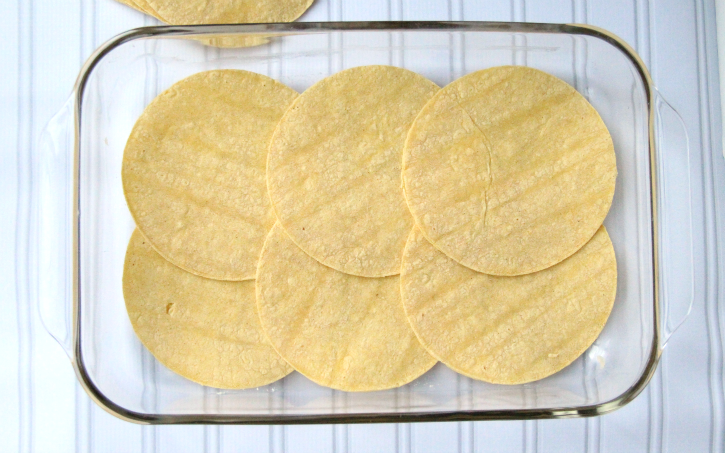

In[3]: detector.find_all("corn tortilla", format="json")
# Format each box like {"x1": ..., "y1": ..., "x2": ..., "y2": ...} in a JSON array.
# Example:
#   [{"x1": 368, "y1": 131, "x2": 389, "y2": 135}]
[
  {"x1": 123, "y1": 229, "x2": 292, "y2": 389},
  {"x1": 117, "y1": 0, "x2": 171, "y2": 20},
  {"x1": 115, "y1": 0, "x2": 157, "y2": 16},
  {"x1": 267, "y1": 65, "x2": 439, "y2": 277},
  {"x1": 400, "y1": 225, "x2": 616, "y2": 385},
  {"x1": 113, "y1": 0, "x2": 269, "y2": 47},
  {"x1": 195, "y1": 35, "x2": 270, "y2": 48},
  {"x1": 145, "y1": 0, "x2": 314, "y2": 25},
  {"x1": 122, "y1": 70, "x2": 297, "y2": 281},
  {"x1": 403, "y1": 65, "x2": 617, "y2": 276},
  {"x1": 256, "y1": 223, "x2": 437, "y2": 391}
]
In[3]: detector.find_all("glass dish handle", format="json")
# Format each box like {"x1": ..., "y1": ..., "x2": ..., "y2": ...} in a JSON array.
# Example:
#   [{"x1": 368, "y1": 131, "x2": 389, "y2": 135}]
[
  {"x1": 38, "y1": 96, "x2": 75, "y2": 359},
  {"x1": 654, "y1": 91, "x2": 695, "y2": 349}
]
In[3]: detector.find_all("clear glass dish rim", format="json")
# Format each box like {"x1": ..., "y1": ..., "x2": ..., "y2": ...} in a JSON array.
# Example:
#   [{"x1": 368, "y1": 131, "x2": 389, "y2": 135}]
[{"x1": 70, "y1": 21, "x2": 661, "y2": 424}]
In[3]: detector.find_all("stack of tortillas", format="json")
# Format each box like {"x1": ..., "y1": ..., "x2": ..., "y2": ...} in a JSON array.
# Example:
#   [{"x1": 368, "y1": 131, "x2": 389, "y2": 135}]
[
  {"x1": 113, "y1": 0, "x2": 315, "y2": 47},
  {"x1": 121, "y1": 65, "x2": 617, "y2": 391},
  {"x1": 115, "y1": 0, "x2": 314, "y2": 24}
]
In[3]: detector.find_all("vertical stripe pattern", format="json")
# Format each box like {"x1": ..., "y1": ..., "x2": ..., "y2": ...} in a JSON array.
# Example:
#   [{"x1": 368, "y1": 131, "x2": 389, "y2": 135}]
[
  {"x1": 3, "y1": 0, "x2": 724, "y2": 452},
  {"x1": 16, "y1": 0, "x2": 33, "y2": 449},
  {"x1": 696, "y1": 0, "x2": 725, "y2": 450}
]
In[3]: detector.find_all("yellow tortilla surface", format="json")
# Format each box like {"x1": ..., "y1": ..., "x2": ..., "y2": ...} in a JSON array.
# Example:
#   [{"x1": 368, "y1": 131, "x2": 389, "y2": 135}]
[
  {"x1": 123, "y1": 229, "x2": 292, "y2": 389},
  {"x1": 123, "y1": 70, "x2": 297, "y2": 281},
  {"x1": 401, "y1": 226, "x2": 616, "y2": 385},
  {"x1": 403, "y1": 65, "x2": 617, "y2": 276},
  {"x1": 113, "y1": 0, "x2": 270, "y2": 47},
  {"x1": 146, "y1": 0, "x2": 314, "y2": 24},
  {"x1": 194, "y1": 35, "x2": 270, "y2": 48},
  {"x1": 267, "y1": 65, "x2": 439, "y2": 277},
  {"x1": 114, "y1": 0, "x2": 162, "y2": 17},
  {"x1": 256, "y1": 223, "x2": 436, "y2": 391}
]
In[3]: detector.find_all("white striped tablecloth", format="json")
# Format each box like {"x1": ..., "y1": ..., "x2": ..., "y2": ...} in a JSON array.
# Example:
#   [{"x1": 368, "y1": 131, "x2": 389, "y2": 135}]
[{"x1": 1, "y1": 0, "x2": 723, "y2": 451}]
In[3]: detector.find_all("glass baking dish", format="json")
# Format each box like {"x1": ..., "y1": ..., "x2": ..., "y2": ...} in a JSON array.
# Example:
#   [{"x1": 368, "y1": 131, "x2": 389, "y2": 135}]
[{"x1": 38, "y1": 21, "x2": 695, "y2": 424}]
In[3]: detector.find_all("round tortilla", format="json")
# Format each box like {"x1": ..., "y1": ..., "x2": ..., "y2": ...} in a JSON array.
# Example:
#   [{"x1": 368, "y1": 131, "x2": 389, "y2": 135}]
[
  {"x1": 403, "y1": 65, "x2": 617, "y2": 276},
  {"x1": 113, "y1": 0, "x2": 270, "y2": 47},
  {"x1": 122, "y1": 70, "x2": 297, "y2": 281},
  {"x1": 256, "y1": 223, "x2": 436, "y2": 391},
  {"x1": 145, "y1": 0, "x2": 314, "y2": 24},
  {"x1": 400, "y1": 225, "x2": 616, "y2": 385},
  {"x1": 123, "y1": 229, "x2": 292, "y2": 389},
  {"x1": 267, "y1": 65, "x2": 439, "y2": 277},
  {"x1": 115, "y1": 0, "x2": 158, "y2": 16}
]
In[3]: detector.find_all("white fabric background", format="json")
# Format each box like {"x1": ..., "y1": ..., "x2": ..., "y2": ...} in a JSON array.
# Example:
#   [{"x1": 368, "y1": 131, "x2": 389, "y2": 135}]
[{"x1": 1, "y1": 0, "x2": 723, "y2": 451}]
